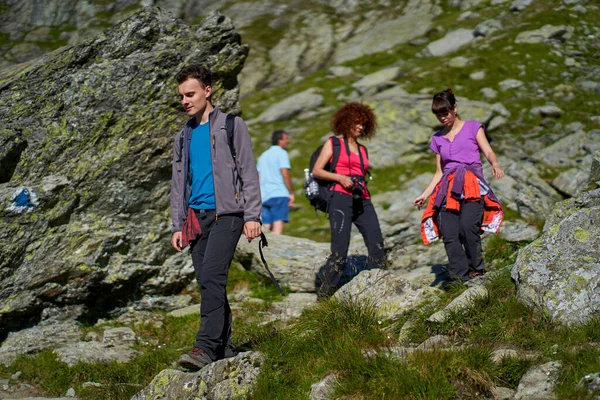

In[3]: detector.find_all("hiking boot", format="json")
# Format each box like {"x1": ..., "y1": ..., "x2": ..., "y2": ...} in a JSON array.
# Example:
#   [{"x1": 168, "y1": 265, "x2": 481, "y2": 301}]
[
  {"x1": 177, "y1": 347, "x2": 213, "y2": 371},
  {"x1": 440, "y1": 279, "x2": 466, "y2": 291},
  {"x1": 468, "y1": 270, "x2": 485, "y2": 279},
  {"x1": 223, "y1": 346, "x2": 238, "y2": 359}
]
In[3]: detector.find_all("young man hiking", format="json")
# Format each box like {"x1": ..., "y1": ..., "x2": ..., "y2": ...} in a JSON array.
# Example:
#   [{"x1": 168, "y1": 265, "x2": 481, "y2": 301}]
[
  {"x1": 170, "y1": 64, "x2": 262, "y2": 370},
  {"x1": 257, "y1": 130, "x2": 294, "y2": 234}
]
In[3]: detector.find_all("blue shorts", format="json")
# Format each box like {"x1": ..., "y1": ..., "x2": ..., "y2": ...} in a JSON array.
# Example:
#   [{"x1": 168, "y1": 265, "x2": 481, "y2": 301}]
[{"x1": 261, "y1": 197, "x2": 289, "y2": 224}]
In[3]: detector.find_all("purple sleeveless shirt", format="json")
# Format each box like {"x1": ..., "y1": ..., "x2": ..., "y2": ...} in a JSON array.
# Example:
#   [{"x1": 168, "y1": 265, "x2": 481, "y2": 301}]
[{"x1": 429, "y1": 120, "x2": 483, "y2": 171}]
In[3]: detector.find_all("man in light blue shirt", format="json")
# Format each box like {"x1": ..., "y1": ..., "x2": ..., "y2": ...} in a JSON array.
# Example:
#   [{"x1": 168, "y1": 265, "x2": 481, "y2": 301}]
[{"x1": 256, "y1": 130, "x2": 294, "y2": 234}]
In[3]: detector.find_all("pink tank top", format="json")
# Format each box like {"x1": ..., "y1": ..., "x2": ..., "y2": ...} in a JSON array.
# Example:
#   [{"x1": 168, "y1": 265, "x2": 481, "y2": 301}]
[{"x1": 330, "y1": 138, "x2": 370, "y2": 199}]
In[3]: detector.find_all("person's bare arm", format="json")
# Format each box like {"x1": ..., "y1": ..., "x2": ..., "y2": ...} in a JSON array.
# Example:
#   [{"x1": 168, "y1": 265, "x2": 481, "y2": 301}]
[
  {"x1": 475, "y1": 128, "x2": 504, "y2": 180},
  {"x1": 281, "y1": 168, "x2": 295, "y2": 206},
  {"x1": 312, "y1": 139, "x2": 353, "y2": 189},
  {"x1": 412, "y1": 154, "x2": 443, "y2": 208}
]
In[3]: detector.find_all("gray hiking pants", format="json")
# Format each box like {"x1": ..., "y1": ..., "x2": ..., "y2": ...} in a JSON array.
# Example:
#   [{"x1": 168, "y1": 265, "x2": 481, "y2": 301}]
[
  {"x1": 190, "y1": 209, "x2": 244, "y2": 360},
  {"x1": 439, "y1": 197, "x2": 485, "y2": 282}
]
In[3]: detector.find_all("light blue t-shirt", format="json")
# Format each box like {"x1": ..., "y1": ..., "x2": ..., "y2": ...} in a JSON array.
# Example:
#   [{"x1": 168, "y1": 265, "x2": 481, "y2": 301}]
[
  {"x1": 257, "y1": 145, "x2": 291, "y2": 202},
  {"x1": 188, "y1": 120, "x2": 216, "y2": 209}
]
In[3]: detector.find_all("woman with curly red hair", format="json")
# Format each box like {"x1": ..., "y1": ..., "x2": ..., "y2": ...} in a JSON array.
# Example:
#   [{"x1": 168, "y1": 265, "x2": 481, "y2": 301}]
[{"x1": 312, "y1": 102, "x2": 385, "y2": 298}]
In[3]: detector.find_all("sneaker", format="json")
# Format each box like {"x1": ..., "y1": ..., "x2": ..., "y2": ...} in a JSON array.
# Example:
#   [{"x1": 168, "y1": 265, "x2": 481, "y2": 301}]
[{"x1": 177, "y1": 347, "x2": 213, "y2": 371}]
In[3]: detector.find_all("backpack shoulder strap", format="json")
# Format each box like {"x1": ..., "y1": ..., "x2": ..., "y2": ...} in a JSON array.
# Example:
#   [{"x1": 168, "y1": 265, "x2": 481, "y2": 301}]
[
  {"x1": 330, "y1": 136, "x2": 342, "y2": 173},
  {"x1": 226, "y1": 113, "x2": 243, "y2": 188},
  {"x1": 226, "y1": 113, "x2": 236, "y2": 161},
  {"x1": 177, "y1": 130, "x2": 184, "y2": 162}
]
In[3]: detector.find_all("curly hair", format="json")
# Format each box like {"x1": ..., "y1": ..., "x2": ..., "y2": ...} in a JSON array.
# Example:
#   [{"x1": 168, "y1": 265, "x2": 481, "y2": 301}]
[{"x1": 330, "y1": 102, "x2": 378, "y2": 140}]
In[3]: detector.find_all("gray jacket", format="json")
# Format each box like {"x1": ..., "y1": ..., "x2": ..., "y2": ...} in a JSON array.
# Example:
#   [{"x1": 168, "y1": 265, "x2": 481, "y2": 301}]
[{"x1": 170, "y1": 107, "x2": 262, "y2": 233}]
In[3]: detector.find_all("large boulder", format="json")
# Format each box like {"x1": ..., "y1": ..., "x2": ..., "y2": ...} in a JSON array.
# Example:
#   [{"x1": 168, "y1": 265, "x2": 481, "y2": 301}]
[
  {"x1": 511, "y1": 189, "x2": 600, "y2": 326},
  {"x1": 0, "y1": 8, "x2": 248, "y2": 340},
  {"x1": 132, "y1": 351, "x2": 264, "y2": 400},
  {"x1": 332, "y1": 269, "x2": 439, "y2": 320},
  {"x1": 235, "y1": 232, "x2": 329, "y2": 293}
]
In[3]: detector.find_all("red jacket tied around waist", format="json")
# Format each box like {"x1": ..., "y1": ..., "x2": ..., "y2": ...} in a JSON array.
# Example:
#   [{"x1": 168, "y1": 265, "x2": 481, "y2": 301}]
[{"x1": 420, "y1": 165, "x2": 503, "y2": 245}]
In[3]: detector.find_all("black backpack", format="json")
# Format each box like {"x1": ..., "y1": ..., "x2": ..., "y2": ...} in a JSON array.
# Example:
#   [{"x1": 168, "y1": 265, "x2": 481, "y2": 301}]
[{"x1": 305, "y1": 137, "x2": 342, "y2": 213}]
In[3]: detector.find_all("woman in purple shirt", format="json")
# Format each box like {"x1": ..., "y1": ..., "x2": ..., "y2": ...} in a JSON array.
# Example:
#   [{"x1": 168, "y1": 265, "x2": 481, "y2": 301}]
[{"x1": 413, "y1": 89, "x2": 504, "y2": 284}]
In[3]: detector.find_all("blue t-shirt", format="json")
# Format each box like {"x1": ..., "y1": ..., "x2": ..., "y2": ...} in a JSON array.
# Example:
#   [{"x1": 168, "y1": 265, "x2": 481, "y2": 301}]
[
  {"x1": 188, "y1": 121, "x2": 216, "y2": 209},
  {"x1": 257, "y1": 145, "x2": 291, "y2": 202}
]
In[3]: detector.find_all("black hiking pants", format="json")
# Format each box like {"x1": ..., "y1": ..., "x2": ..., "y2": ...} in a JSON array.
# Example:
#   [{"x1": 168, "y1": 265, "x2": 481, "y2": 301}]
[
  {"x1": 190, "y1": 209, "x2": 244, "y2": 360},
  {"x1": 319, "y1": 192, "x2": 385, "y2": 294},
  {"x1": 439, "y1": 198, "x2": 485, "y2": 282}
]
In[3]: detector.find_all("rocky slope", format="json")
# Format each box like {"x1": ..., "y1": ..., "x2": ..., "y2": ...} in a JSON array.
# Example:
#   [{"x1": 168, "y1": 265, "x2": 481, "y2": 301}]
[{"x1": 1, "y1": 0, "x2": 600, "y2": 398}]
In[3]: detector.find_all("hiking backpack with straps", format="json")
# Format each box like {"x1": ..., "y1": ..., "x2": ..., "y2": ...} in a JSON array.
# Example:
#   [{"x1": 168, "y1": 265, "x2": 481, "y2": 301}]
[{"x1": 305, "y1": 136, "x2": 370, "y2": 213}]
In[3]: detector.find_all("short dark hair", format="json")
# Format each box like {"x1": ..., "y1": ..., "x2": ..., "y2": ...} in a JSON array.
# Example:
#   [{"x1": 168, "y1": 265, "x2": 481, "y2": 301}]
[
  {"x1": 432, "y1": 88, "x2": 457, "y2": 115},
  {"x1": 175, "y1": 64, "x2": 212, "y2": 88},
  {"x1": 271, "y1": 130, "x2": 287, "y2": 145}
]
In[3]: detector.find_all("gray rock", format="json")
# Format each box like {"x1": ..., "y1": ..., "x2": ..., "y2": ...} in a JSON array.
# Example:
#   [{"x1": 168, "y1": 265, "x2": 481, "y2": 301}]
[
  {"x1": 427, "y1": 286, "x2": 488, "y2": 323},
  {"x1": 449, "y1": 56, "x2": 470, "y2": 68},
  {"x1": 333, "y1": 269, "x2": 438, "y2": 320},
  {"x1": 474, "y1": 19, "x2": 503, "y2": 37},
  {"x1": 424, "y1": 28, "x2": 475, "y2": 57},
  {"x1": 499, "y1": 79, "x2": 524, "y2": 91},
  {"x1": 499, "y1": 158, "x2": 563, "y2": 218},
  {"x1": 267, "y1": 12, "x2": 334, "y2": 86},
  {"x1": 552, "y1": 167, "x2": 590, "y2": 196},
  {"x1": 352, "y1": 66, "x2": 403, "y2": 95},
  {"x1": 252, "y1": 88, "x2": 324, "y2": 123},
  {"x1": 481, "y1": 87, "x2": 498, "y2": 99},
  {"x1": 494, "y1": 387, "x2": 517, "y2": 399},
  {"x1": 532, "y1": 130, "x2": 600, "y2": 168},
  {"x1": 103, "y1": 327, "x2": 136, "y2": 346},
  {"x1": 222, "y1": 1, "x2": 287, "y2": 29},
  {"x1": 510, "y1": 0, "x2": 534, "y2": 11},
  {"x1": 333, "y1": 0, "x2": 436, "y2": 63},
  {"x1": 417, "y1": 335, "x2": 452, "y2": 349},
  {"x1": 0, "y1": 322, "x2": 81, "y2": 366},
  {"x1": 470, "y1": 71, "x2": 486, "y2": 80},
  {"x1": 169, "y1": 304, "x2": 200, "y2": 318},
  {"x1": 576, "y1": 373, "x2": 600, "y2": 399},
  {"x1": 328, "y1": 66, "x2": 354, "y2": 77},
  {"x1": 133, "y1": 294, "x2": 194, "y2": 312},
  {"x1": 53, "y1": 340, "x2": 139, "y2": 366},
  {"x1": 65, "y1": 387, "x2": 76, "y2": 397},
  {"x1": 457, "y1": 11, "x2": 481, "y2": 20},
  {"x1": 512, "y1": 191, "x2": 600, "y2": 326},
  {"x1": 542, "y1": 188, "x2": 600, "y2": 231},
  {"x1": 499, "y1": 220, "x2": 540, "y2": 242},
  {"x1": 491, "y1": 348, "x2": 520, "y2": 363},
  {"x1": 529, "y1": 104, "x2": 563, "y2": 117},
  {"x1": 515, "y1": 25, "x2": 569, "y2": 44},
  {"x1": 488, "y1": 115, "x2": 507, "y2": 131},
  {"x1": 132, "y1": 351, "x2": 264, "y2": 400},
  {"x1": 261, "y1": 293, "x2": 318, "y2": 324},
  {"x1": 514, "y1": 361, "x2": 562, "y2": 399},
  {"x1": 309, "y1": 374, "x2": 339, "y2": 400},
  {"x1": 235, "y1": 232, "x2": 329, "y2": 293}
]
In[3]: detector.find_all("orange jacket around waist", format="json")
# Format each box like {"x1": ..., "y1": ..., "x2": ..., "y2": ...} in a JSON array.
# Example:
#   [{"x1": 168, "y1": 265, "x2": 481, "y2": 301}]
[{"x1": 420, "y1": 168, "x2": 503, "y2": 245}]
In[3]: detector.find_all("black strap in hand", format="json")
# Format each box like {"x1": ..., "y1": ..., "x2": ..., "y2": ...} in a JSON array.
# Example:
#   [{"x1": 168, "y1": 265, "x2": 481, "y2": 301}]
[{"x1": 258, "y1": 232, "x2": 285, "y2": 296}]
